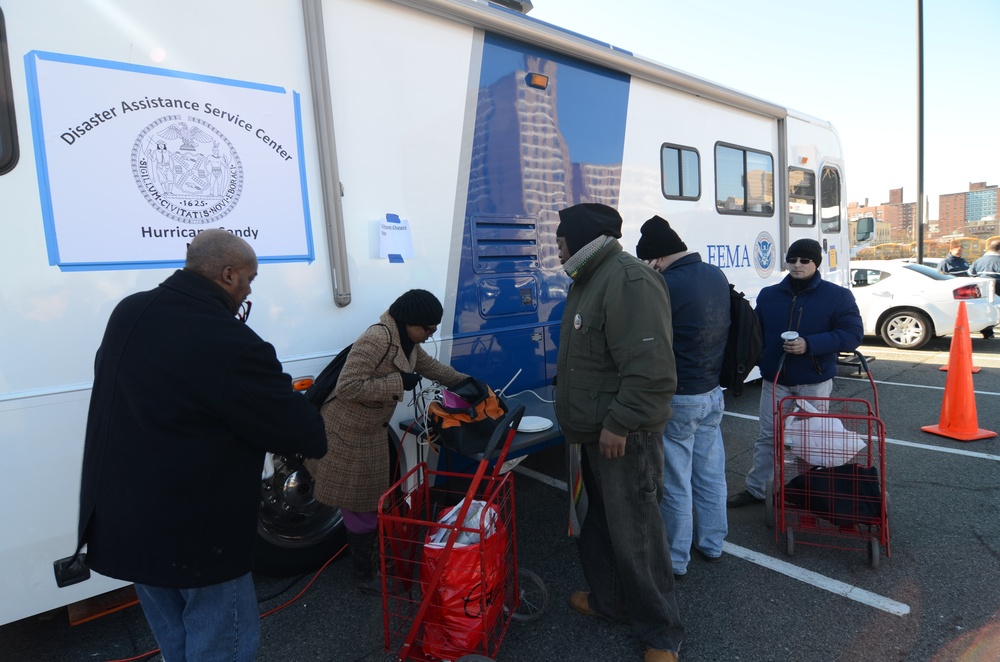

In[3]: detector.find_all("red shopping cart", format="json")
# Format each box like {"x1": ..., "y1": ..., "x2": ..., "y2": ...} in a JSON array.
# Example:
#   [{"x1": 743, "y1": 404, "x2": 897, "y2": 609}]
[
  {"x1": 378, "y1": 404, "x2": 548, "y2": 662},
  {"x1": 767, "y1": 351, "x2": 890, "y2": 568}
]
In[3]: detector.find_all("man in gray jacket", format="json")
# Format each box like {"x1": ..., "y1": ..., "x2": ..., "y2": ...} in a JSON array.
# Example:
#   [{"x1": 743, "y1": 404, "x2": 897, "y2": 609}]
[{"x1": 554, "y1": 203, "x2": 684, "y2": 662}]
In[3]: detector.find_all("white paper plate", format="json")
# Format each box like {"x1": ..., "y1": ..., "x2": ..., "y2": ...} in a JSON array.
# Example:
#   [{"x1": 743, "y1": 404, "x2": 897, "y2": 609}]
[{"x1": 517, "y1": 415, "x2": 553, "y2": 433}]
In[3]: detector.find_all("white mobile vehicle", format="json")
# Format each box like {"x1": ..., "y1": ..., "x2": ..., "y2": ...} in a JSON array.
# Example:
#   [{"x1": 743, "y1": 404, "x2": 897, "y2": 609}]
[
  {"x1": 850, "y1": 260, "x2": 999, "y2": 349},
  {"x1": 0, "y1": 0, "x2": 850, "y2": 624}
]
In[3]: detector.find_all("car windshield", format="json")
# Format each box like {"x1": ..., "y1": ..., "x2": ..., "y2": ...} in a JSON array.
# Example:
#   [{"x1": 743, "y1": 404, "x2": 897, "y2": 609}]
[{"x1": 903, "y1": 263, "x2": 952, "y2": 280}]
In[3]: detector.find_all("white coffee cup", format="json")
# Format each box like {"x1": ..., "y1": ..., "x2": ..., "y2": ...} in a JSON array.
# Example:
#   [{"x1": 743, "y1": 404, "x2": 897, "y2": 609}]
[{"x1": 781, "y1": 331, "x2": 799, "y2": 342}]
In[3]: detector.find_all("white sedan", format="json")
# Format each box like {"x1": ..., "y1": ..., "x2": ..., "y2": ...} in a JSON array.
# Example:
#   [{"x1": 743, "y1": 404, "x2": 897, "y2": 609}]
[{"x1": 850, "y1": 260, "x2": 999, "y2": 349}]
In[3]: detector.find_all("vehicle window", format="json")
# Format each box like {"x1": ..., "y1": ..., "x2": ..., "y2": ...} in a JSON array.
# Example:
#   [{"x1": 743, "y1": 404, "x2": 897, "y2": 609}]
[
  {"x1": 715, "y1": 142, "x2": 773, "y2": 215},
  {"x1": 820, "y1": 166, "x2": 841, "y2": 233},
  {"x1": 0, "y1": 8, "x2": 18, "y2": 176},
  {"x1": 660, "y1": 143, "x2": 700, "y2": 200},
  {"x1": 851, "y1": 269, "x2": 889, "y2": 287},
  {"x1": 904, "y1": 263, "x2": 951, "y2": 280},
  {"x1": 788, "y1": 167, "x2": 815, "y2": 226}
]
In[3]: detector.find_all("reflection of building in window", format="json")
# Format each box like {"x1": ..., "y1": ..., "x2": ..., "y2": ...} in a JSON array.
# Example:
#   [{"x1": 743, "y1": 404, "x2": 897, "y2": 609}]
[{"x1": 746, "y1": 169, "x2": 773, "y2": 213}]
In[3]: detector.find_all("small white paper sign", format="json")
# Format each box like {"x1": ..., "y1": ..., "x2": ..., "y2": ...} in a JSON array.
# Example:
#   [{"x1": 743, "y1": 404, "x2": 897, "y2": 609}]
[{"x1": 379, "y1": 213, "x2": 414, "y2": 260}]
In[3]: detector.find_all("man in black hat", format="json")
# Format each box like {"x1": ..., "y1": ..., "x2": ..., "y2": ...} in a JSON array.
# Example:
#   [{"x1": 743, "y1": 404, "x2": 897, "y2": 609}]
[
  {"x1": 554, "y1": 203, "x2": 684, "y2": 662},
  {"x1": 636, "y1": 216, "x2": 730, "y2": 579},
  {"x1": 727, "y1": 238, "x2": 863, "y2": 509}
]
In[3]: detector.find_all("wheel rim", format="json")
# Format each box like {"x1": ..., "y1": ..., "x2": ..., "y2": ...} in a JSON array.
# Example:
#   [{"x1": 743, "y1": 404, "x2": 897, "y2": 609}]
[
  {"x1": 885, "y1": 314, "x2": 926, "y2": 347},
  {"x1": 258, "y1": 454, "x2": 342, "y2": 549}
]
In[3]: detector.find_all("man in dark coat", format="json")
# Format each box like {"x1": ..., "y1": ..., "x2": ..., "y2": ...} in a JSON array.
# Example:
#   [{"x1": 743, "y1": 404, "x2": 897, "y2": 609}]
[
  {"x1": 727, "y1": 238, "x2": 862, "y2": 509},
  {"x1": 554, "y1": 203, "x2": 684, "y2": 662},
  {"x1": 78, "y1": 229, "x2": 326, "y2": 661}
]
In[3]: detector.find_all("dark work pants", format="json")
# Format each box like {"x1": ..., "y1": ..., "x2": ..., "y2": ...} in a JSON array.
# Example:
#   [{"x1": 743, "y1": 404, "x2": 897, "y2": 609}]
[{"x1": 578, "y1": 431, "x2": 685, "y2": 653}]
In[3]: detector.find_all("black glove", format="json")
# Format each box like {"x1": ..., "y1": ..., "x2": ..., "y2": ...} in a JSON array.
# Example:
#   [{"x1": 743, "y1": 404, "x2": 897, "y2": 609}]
[{"x1": 402, "y1": 372, "x2": 421, "y2": 391}]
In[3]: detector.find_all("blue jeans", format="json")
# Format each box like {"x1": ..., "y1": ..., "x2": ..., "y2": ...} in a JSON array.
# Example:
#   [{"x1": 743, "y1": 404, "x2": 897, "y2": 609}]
[
  {"x1": 744, "y1": 378, "x2": 833, "y2": 499},
  {"x1": 135, "y1": 573, "x2": 259, "y2": 662},
  {"x1": 659, "y1": 387, "x2": 727, "y2": 574},
  {"x1": 578, "y1": 432, "x2": 685, "y2": 653}
]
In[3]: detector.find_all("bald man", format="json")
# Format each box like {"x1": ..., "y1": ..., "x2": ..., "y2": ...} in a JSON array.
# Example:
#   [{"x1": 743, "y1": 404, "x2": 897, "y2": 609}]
[{"x1": 77, "y1": 230, "x2": 326, "y2": 661}]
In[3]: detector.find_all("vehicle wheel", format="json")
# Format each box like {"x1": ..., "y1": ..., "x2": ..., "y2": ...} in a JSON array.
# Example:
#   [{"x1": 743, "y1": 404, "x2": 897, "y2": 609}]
[
  {"x1": 764, "y1": 479, "x2": 774, "y2": 529},
  {"x1": 511, "y1": 568, "x2": 548, "y2": 622},
  {"x1": 455, "y1": 656, "x2": 494, "y2": 661},
  {"x1": 785, "y1": 528, "x2": 795, "y2": 557},
  {"x1": 880, "y1": 309, "x2": 932, "y2": 349},
  {"x1": 868, "y1": 538, "x2": 880, "y2": 569},
  {"x1": 255, "y1": 430, "x2": 404, "y2": 575}
]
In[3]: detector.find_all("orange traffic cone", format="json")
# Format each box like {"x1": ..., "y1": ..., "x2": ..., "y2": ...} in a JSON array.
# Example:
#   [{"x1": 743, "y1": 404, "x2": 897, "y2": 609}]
[
  {"x1": 922, "y1": 302, "x2": 996, "y2": 441},
  {"x1": 940, "y1": 306, "x2": 981, "y2": 373}
]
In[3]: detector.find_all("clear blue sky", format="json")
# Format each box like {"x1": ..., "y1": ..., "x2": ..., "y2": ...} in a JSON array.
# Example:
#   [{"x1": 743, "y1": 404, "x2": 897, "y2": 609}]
[{"x1": 528, "y1": 0, "x2": 1000, "y2": 217}]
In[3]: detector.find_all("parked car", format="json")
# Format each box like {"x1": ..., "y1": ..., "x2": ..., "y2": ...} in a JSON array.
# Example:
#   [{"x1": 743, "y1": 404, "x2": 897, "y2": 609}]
[{"x1": 849, "y1": 260, "x2": 999, "y2": 349}]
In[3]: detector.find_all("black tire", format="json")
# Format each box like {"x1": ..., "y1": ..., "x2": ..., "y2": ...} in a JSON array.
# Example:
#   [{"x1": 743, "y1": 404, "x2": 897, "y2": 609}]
[
  {"x1": 785, "y1": 528, "x2": 795, "y2": 557},
  {"x1": 868, "y1": 538, "x2": 880, "y2": 569},
  {"x1": 879, "y1": 309, "x2": 932, "y2": 350},
  {"x1": 254, "y1": 429, "x2": 403, "y2": 576},
  {"x1": 511, "y1": 568, "x2": 548, "y2": 622},
  {"x1": 455, "y1": 656, "x2": 494, "y2": 661}
]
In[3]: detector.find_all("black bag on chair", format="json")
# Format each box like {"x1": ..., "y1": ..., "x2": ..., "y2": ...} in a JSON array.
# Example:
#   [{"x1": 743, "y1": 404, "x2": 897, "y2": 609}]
[{"x1": 426, "y1": 377, "x2": 508, "y2": 456}]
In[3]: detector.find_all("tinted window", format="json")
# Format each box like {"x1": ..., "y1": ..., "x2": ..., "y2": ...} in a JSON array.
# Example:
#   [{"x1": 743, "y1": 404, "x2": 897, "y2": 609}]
[
  {"x1": 820, "y1": 166, "x2": 841, "y2": 233},
  {"x1": 715, "y1": 143, "x2": 773, "y2": 215},
  {"x1": 660, "y1": 143, "x2": 700, "y2": 200},
  {"x1": 788, "y1": 167, "x2": 815, "y2": 226},
  {"x1": 0, "y1": 8, "x2": 17, "y2": 175},
  {"x1": 904, "y1": 263, "x2": 952, "y2": 280}
]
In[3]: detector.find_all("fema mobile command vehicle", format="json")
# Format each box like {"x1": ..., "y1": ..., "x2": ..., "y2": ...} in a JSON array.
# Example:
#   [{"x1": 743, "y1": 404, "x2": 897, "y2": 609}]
[{"x1": 0, "y1": 0, "x2": 850, "y2": 625}]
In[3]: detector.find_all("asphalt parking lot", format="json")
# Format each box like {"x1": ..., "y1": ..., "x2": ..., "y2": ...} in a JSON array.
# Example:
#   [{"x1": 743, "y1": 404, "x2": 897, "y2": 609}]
[{"x1": 2, "y1": 335, "x2": 999, "y2": 661}]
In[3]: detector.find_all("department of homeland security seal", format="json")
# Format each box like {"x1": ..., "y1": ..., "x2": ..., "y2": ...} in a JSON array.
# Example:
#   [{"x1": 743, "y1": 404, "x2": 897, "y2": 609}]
[
  {"x1": 131, "y1": 115, "x2": 244, "y2": 224},
  {"x1": 753, "y1": 231, "x2": 776, "y2": 278}
]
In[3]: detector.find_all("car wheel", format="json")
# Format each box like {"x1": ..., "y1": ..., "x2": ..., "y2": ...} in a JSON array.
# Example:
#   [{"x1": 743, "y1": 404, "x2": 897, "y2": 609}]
[
  {"x1": 880, "y1": 309, "x2": 932, "y2": 349},
  {"x1": 255, "y1": 429, "x2": 403, "y2": 576}
]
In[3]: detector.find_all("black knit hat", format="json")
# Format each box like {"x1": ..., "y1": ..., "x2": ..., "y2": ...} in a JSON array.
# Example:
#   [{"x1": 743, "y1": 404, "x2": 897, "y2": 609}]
[
  {"x1": 556, "y1": 203, "x2": 623, "y2": 256},
  {"x1": 786, "y1": 238, "x2": 823, "y2": 266},
  {"x1": 635, "y1": 215, "x2": 687, "y2": 260},
  {"x1": 388, "y1": 289, "x2": 443, "y2": 326}
]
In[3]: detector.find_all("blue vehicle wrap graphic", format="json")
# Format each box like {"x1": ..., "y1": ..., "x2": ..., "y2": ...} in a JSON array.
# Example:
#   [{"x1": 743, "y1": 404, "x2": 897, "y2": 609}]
[{"x1": 449, "y1": 33, "x2": 629, "y2": 392}]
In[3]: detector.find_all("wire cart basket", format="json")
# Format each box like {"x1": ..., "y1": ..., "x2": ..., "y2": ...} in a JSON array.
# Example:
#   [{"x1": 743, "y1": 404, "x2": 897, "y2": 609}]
[
  {"x1": 767, "y1": 352, "x2": 891, "y2": 568},
  {"x1": 378, "y1": 405, "x2": 547, "y2": 662}
]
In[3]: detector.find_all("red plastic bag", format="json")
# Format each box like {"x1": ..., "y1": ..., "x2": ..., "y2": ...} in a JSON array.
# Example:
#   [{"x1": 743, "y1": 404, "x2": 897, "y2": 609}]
[{"x1": 420, "y1": 504, "x2": 507, "y2": 659}]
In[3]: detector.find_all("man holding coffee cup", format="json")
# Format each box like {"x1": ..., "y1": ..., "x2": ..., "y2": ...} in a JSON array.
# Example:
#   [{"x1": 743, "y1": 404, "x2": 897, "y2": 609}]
[{"x1": 727, "y1": 239, "x2": 863, "y2": 509}]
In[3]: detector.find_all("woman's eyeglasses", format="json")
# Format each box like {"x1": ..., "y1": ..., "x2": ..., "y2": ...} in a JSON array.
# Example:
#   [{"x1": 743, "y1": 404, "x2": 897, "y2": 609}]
[
  {"x1": 237, "y1": 300, "x2": 252, "y2": 323},
  {"x1": 785, "y1": 257, "x2": 813, "y2": 265},
  {"x1": 421, "y1": 325, "x2": 438, "y2": 335}
]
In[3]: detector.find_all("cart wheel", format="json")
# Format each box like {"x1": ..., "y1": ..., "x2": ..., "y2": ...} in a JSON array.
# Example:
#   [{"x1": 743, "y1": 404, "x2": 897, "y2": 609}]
[
  {"x1": 868, "y1": 538, "x2": 880, "y2": 569},
  {"x1": 511, "y1": 568, "x2": 548, "y2": 622},
  {"x1": 785, "y1": 528, "x2": 795, "y2": 557},
  {"x1": 764, "y1": 479, "x2": 774, "y2": 529},
  {"x1": 456, "y1": 656, "x2": 494, "y2": 661},
  {"x1": 383, "y1": 655, "x2": 401, "y2": 662}
]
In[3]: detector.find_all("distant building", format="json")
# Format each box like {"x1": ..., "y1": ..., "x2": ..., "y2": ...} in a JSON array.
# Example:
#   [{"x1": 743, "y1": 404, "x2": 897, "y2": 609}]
[{"x1": 938, "y1": 182, "x2": 999, "y2": 238}]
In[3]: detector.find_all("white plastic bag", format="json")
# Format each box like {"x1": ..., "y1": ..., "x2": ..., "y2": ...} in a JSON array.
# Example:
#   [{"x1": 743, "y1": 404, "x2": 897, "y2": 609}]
[
  {"x1": 426, "y1": 498, "x2": 498, "y2": 548},
  {"x1": 783, "y1": 399, "x2": 867, "y2": 467}
]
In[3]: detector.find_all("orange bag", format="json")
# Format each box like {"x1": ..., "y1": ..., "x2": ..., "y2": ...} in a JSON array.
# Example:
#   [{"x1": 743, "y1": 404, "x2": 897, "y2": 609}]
[{"x1": 427, "y1": 377, "x2": 507, "y2": 456}]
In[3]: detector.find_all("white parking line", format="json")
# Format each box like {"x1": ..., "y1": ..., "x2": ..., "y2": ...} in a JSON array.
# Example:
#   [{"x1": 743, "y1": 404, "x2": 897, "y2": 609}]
[
  {"x1": 722, "y1": 542, "x2": 911, "y2": 616},
  {"x1": 835, "y1": 376, "x2": 1000, "y2": 397},
  {"x1": 722, "y1": 411, "x2": 1000, "y2": 461}
]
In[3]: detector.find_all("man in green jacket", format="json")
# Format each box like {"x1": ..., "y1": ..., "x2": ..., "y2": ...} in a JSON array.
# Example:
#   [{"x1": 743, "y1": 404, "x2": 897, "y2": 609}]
[{"x1": 554, "y1": 203, "x2": 684, "y2": 662}]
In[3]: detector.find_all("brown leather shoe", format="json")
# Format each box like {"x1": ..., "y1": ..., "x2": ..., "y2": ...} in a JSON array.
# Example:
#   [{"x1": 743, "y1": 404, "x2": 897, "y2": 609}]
[
  {"x1": 644, "y1": 648, "x2": 679, "y2": 662},
  {"x1": 568, "y1": 590, "x2": 596, "y2": 617}
]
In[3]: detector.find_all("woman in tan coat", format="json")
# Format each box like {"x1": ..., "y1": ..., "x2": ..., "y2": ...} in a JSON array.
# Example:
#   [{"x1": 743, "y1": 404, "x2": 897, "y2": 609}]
[{"x1": 310, "y1": 289, "x2": 468, "y2": 594}]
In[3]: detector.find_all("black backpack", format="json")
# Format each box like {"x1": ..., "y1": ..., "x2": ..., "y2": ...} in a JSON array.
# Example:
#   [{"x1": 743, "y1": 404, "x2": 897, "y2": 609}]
[
  {"x1": 304, "y1": 324, "x2": 390, "y2": 408},
  {"x1": 304, "y1": 343, "x2": 355, "y2": 409},
  {"x1": 719, "y1": 284, "x2": 762, "y2": 396}
]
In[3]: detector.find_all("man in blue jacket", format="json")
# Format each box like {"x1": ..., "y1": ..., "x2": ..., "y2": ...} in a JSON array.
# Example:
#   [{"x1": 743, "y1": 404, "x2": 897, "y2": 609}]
[
  {"x1": 636, "y1": 216, "x2": 730, "y2": 578},
  {"x1": 727, "y1": 239, "x2": 863, "y2": 508}
]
